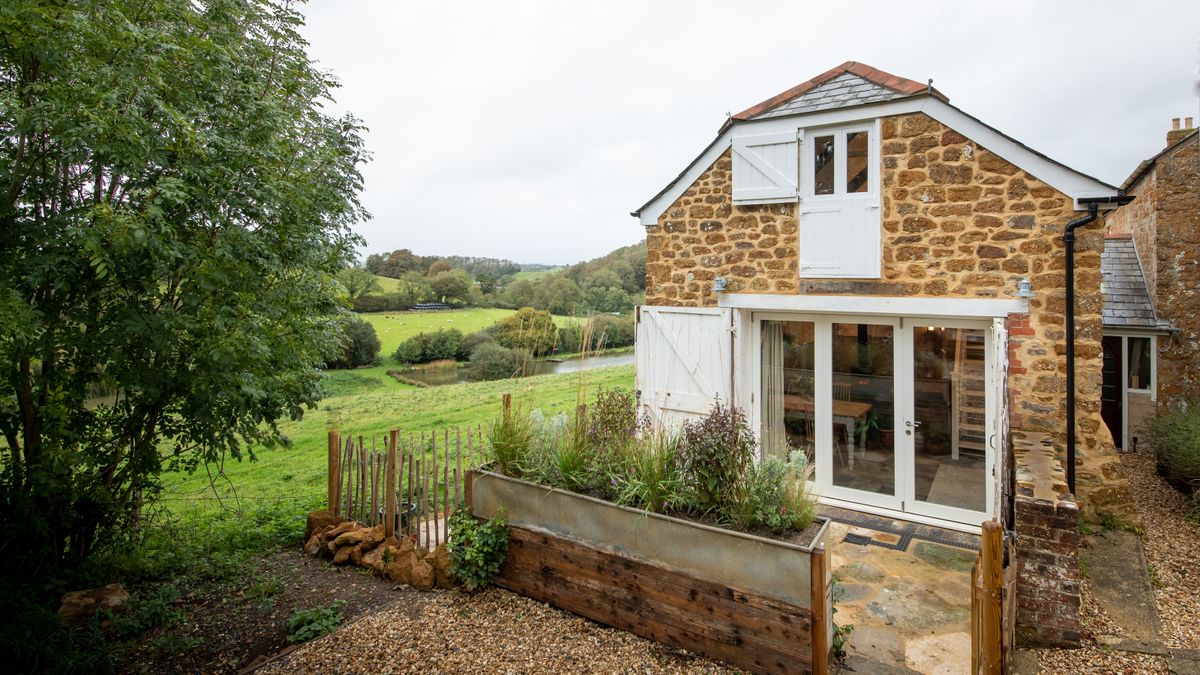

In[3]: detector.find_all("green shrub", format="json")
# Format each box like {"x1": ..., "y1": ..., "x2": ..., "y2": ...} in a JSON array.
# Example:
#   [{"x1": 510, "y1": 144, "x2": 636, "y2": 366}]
[
  {"x1": 586, "y1": 388, "x2": 639, "y2": 455},
  {"x1": 678, "y1": 400, "x2": 755, "y2": 512},
  {"x1": 590, "y1": 314, "x2": 635, "y2": 349},
  {"x1": 1142, "y1": 402, "x2": 1200, "y2": 503},
  {"x1": 326, "y1": 316, "x2": 380, "y2": 369},
  {"x1": 556, "y1": 315, "x2": 635, "y2": 353},
  {"x1": 287, "y1": 600, "x2": 345, "y2": 643},
  {"x1": 726, "y1": 451, "x2": 817, "y2": 532},
  {"x1": 548, "y1": 411, "x2": 595, "y2": 491},
  {"x1": 460, "y1": 330, "x2": 495, "y2": 359},
  {"x1": 447, "y1": 508, "x2": 509, "y2": 592},
  {"x1": 470, "y1": 342, "x2": 528, "y2": 381},
  {"x1": 392, "y1": 328, "x2": 464, "y2": 364},
  {"x1": 351, "y1": 292, "x2": 413, "y2": 313},
  {"x1": 491, "y1": 307, "x2": 558, "y2": 356},
  {"x1": 488, "y1": 406, "x2": 535, "y2": 476},
  {"x1": 611, "y1": 428, "x2": 685, "y2": 513}
]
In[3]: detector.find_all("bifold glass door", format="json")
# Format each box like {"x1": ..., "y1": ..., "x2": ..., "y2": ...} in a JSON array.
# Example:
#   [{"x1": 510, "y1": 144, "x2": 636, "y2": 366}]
[
  {"x1": 758, "y1": 315, "x2": 993, "y2": 525},
  {"x1": 905, "y1": 324, "x2": 990, "y2": 522}
]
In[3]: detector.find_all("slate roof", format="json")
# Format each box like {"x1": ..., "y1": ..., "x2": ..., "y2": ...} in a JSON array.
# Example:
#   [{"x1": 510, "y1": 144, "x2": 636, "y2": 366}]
[
  {"x1": 728, "y1": 61, "x2": 943, "y2": 126},
  {"x1": 1101, "y1": 237, "x2": 1169, "y2": 329},
  {"x1": 750, "y1": 72, "x2": 910, "y2": 119}
]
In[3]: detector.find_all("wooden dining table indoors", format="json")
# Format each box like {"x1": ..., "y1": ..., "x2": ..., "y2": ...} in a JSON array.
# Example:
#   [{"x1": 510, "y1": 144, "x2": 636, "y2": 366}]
[{"x1": 783, "y1": 394, "x2": 874, "y2": 469}]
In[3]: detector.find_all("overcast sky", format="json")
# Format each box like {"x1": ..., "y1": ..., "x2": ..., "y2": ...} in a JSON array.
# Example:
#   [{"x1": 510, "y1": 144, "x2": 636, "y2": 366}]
[{"x1": 298, "y1": 0, "x2": 1200, "y2": 266}]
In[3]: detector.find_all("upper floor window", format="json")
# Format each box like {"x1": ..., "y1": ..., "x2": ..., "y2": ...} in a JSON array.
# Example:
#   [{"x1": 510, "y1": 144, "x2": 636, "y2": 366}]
[{"x1": 799, "y1": 123, "x2": 881, "y2": 279}]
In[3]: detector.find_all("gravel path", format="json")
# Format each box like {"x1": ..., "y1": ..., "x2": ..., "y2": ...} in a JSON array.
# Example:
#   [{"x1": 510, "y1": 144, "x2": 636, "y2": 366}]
[
  {"x1": 1121, "y1": 449, "x2": 1200, "y2": 649},
  {"x1": 259, "y1": 587, "x2": 739, "y2": 674},
  {"x1": 1027, "y1": 448, "x2": 1199, "y2": 673}
]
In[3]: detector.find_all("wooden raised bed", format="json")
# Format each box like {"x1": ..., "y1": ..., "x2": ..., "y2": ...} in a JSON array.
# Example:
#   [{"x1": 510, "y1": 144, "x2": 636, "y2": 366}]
[{"x1": 466, "y1": 469, "x2": 832, "y2": 674}]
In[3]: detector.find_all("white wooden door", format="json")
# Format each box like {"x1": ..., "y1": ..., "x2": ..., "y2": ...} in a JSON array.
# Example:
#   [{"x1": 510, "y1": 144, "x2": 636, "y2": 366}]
[
  {"x1": 799, "y1": 123, "x2": 881, "y2": 278},
  {"x1": 635, "y1": 306, "x2": 733, "y2": 427}
]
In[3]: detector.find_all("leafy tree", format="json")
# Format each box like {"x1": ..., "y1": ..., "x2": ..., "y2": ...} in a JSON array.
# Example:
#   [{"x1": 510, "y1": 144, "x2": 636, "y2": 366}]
[
  {"x1": 469, "y1": 342, "x2": 528, "y2": 381},
  {"x1": 502, "y1": 278, "x2": 537, "y2": 308},
  {"x1": 430, "y1": 269, "x2": 474, "y2": 306},
  {"x1": 427, "y1": 259, "x2": 453, "y2": 277},
  {"x1": 396, "y1": 271, "x2": 434, "y2": 306},
  {"x1": 491, "y1": 308, "x2": 558, "y2": 356},
  {"x1": 327, "y1": 317, "x2": 380, "y2": 369},
  {"x1": 536, "y1": 276, "x2": 583, "y2": 316},
  {"x1": 0, "y1": 0, "x2": 367, "y2": 571},
  {"x1": 338, "y1": 267, "x2": 382, "y2": 301}
]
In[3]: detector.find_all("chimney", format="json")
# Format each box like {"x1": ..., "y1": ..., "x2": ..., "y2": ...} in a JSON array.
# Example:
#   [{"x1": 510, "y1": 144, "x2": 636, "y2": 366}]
[{"x1": 1167, "y1": 116, "x2": 1194, "y2": 146}]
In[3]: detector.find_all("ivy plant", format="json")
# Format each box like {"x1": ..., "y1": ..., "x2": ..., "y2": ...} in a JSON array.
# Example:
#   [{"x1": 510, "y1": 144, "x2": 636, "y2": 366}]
[
  {"x1": 447, "y1": 507, "x2": 509, "y2": 592},
  {"x1": 287, "y1": 601, "x2": 346, "y2": 644}
]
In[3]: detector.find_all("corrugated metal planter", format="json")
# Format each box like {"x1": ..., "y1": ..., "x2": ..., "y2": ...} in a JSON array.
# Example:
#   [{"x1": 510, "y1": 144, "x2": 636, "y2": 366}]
[{"x1": 466, "y1": 469, "x2": 833, "y2": 674}]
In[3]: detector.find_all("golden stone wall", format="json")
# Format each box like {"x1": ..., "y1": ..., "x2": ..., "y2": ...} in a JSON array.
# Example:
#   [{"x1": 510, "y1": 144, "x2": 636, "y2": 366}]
[
  {"x1": 644, "y1": 150, "x2": 798, "y2": 306},
  {"x1": 1107, "y1": 136, "x2": 1200, "y2": 407},
  {"x1": 644, "y1": 112, "x2": 1136, "y2": 521}
]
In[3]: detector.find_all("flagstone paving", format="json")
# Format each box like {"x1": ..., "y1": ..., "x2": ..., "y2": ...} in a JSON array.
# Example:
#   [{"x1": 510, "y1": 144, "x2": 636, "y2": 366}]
[{"x1": 827, "y1": 520, "x2": 976, "y2": 674}]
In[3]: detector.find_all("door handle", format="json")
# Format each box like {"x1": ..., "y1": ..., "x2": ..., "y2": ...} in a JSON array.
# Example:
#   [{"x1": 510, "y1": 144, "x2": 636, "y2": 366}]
[{"x1": 906, "y1": 420, "x2": 921, "y2": 428}]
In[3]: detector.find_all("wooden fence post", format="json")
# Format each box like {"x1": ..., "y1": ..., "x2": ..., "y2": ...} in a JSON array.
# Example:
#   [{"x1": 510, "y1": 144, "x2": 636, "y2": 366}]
[
  {"x1": 327, "y1": 430, "x2": 341, "y2": 514},
  {"x1": 385, "y1": 429, "x2": 398, "y2": 539},
  {"x1": 971, "y1": 560, "x2": 981, "y2": 675},
  {"x1": 502, "y1": 392, "x2": 511, "y2": 419},
  {"x1": 431, "y1": 432, "x2": 439, "y2": 548},
  {"x1": 810, "y1": 545, "x2": 830, "y2": 674},
  {"x1": 981, "y1": 520, "x2": 1003, "y2": 674}
]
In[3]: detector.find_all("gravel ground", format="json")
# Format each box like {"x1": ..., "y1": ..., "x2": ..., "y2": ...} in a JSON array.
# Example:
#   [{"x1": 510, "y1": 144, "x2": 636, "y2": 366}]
[
  {"x1": 1029, "y1": 575, "x2": 1169, "y2": 674},
  {"x1": 1121, "y1": 449, "x2": 1200, "y2": 649},
  {"x1": 1028, "y1": 448, "x2": 1199, "y2": 673},
  {"x1": 259, "y1": 587, "x2": 739, "y2": 674},
  {"x1": 1035, "y1": 646, "x2": 1168, "y2": 674}
]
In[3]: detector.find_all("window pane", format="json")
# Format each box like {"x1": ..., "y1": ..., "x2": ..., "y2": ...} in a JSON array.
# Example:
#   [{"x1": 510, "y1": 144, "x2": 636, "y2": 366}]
[
  {"x1": 761, "y1": 321, "x2": 815, "y2": 464},
  {"x1": 813, "y1": 135, "x2": 835, "y2": 195},
  {"x1": 1128, "y1": 337, "x2": 1152, "y2": 390},
  {"x1": 830, "y1": 322, "x2": 894, "y2": 496},
  {"x1": 846, "y1": 131, "x2": 869, "y2": 193}
]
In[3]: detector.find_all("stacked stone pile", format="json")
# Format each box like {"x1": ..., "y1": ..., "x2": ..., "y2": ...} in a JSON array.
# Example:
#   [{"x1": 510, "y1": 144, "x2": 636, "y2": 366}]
[{"x1": 303, "y1": 509, "x2": 454, "y2": 591}]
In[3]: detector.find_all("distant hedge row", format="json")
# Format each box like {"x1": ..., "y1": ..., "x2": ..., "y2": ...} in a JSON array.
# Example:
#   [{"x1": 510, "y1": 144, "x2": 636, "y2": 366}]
[
  {"x1": 393, "y1": 310, "x2": 635, "y2": 380},
  {"x1": 351, "y1": 293, "x2": 413, "y2": 313}
]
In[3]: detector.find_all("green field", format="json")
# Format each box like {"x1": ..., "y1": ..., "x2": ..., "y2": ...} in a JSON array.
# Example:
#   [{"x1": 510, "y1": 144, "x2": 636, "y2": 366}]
[
  {"x1": 361, "y1": 308, "x2": 520, "y2": 358},
  {"x1": 511, "y1": 268, "x2": 559, "y2": 281},
  {"x1": 371, "y1": 274, "x2": 401, "y2": 293},
  {"x1": 160, "y1": 363, "x2": 634, "y2": 521},
  {"x1": 361, "y1": 308, "x2": 578, "y2": 363}
]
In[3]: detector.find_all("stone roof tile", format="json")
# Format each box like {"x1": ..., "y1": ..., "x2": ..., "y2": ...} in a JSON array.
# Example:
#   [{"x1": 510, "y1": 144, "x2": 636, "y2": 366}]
[{"x1": 1101, "y1": 239, "x2": 1168, "y2": 329}]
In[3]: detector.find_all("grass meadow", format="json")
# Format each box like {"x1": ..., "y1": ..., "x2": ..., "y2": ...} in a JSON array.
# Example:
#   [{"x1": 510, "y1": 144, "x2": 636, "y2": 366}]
[{"x1": 158, "y1": 353, "x2": 633, "y2": 523}]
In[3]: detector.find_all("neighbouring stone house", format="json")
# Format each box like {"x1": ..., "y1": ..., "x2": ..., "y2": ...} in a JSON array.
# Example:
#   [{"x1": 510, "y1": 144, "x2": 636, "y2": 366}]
[
  {"x1": 632, "y1": 62, "x2": 1142, "y2": 647},
  {"x1": 1103, "y1": 119, "x2": 1199, "y2": 450}
]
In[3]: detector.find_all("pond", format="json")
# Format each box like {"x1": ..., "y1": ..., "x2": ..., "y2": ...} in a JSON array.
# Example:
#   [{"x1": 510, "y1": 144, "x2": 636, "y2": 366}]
[{"x1": 399, "y1": 351, "x2": 634, "y2": 387}]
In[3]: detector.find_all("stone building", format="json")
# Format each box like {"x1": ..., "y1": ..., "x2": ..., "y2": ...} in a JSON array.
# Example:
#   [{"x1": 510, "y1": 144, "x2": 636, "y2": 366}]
[
  {"x1": 1103, "y1": 120, "x2": 1199, "y2": 449},
  {"x1": 632, "y1": 62, "x2": 1143, "y2": 646}
]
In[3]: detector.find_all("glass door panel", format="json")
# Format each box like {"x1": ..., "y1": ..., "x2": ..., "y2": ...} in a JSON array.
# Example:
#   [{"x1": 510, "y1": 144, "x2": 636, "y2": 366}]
[
  {"x1": 760, "y1": 320, "x2": 815, "y2": 463},
  {"x1": 910, "y1": 326, "x2": 987, "y2": 514},
  {"x1": 830, "y1": 322, "x2": 895, "y2": 497}
]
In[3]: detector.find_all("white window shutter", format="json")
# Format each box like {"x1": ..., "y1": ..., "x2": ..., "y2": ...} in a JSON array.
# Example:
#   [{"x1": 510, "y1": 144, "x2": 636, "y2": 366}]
[{"x1": 731, "y1": 132, "x2": 798, "y2": 204}]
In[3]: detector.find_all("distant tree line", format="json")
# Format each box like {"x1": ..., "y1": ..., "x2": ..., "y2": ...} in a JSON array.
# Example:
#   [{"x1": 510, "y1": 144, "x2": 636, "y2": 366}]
[{"x1": 350, "y1": 242, "x2": 647, "y2": 316}]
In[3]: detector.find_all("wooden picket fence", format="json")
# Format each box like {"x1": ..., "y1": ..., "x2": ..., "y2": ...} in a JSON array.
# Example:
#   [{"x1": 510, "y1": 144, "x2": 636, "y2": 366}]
[
  {"x1": 325, "y1": 425, "x2": 486, "y2": 547},
  {"x1": 970, "y1": 520, "x2": 1015, "y2": 674}
]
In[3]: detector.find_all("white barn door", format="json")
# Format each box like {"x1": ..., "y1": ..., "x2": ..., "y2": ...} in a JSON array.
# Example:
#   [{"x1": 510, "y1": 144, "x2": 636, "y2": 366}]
[{"x1": 635, "y1": 306, "x2": 733, "y2": 427}]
